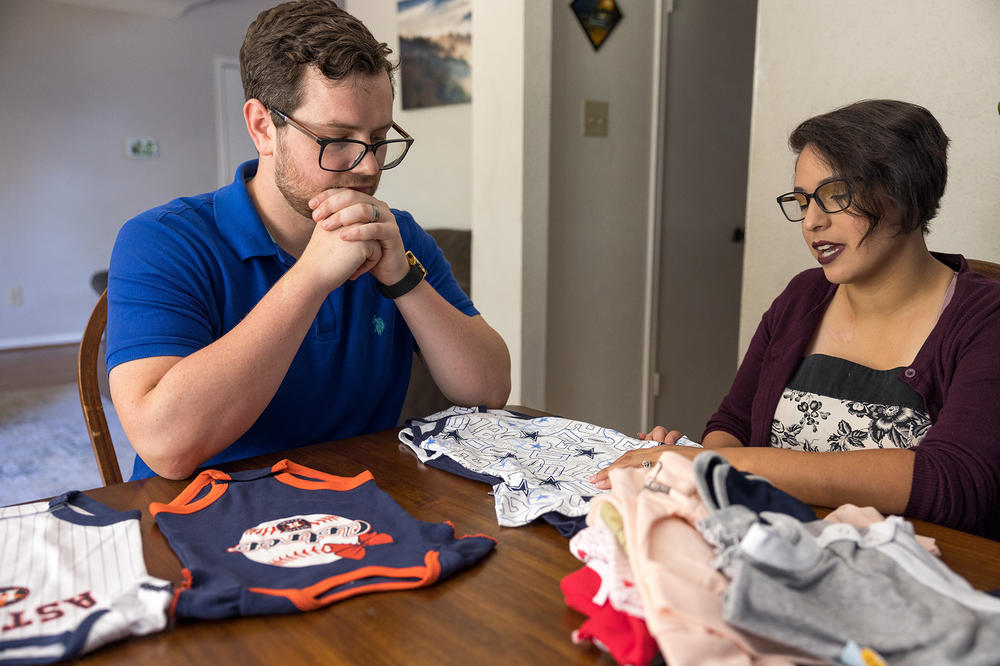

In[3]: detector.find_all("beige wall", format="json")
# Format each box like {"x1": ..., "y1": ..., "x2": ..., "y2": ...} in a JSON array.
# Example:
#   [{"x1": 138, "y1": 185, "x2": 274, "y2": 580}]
[
  {"x1": 468, "y1": 1, "x2": 552, "y2": 407},
  {"x1": 741, "y1": 0, "x2": 1000, "y2": 356}
]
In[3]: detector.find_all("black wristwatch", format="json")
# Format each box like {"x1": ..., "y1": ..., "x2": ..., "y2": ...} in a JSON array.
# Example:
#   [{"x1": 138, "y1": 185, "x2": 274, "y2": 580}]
[{"x1": 376, "y1": 251, "x2": 426, "y2": 299}]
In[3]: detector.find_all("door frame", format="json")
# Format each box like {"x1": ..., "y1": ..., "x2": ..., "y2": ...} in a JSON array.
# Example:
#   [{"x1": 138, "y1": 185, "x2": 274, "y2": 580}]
[
  {"x1": 640, "y1": 0, "x2": 672, "y2": 428},
  {"x1": 214, "y1": 56, "x2": 245, "y2": 188}
]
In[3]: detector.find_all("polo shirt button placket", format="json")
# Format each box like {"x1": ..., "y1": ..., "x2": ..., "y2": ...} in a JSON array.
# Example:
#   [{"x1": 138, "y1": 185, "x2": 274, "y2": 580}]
[{"x1": 904, "y1": 368, "x2": 917, "y2": 379}]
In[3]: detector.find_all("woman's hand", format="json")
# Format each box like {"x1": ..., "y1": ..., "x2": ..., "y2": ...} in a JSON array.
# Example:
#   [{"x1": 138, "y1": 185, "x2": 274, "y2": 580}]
[
  {"x1": 589, "y1": 426, "x2": 693, "y2": 490},
  {"x1": 637, "y1": 426, "x2": 684, "y2": 444}
]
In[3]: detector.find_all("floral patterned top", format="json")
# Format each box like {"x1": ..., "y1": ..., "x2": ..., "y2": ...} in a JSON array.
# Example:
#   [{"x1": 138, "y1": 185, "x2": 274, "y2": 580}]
[{"x1": 772, "y1": 354, "x2": 931, "y2": 453}]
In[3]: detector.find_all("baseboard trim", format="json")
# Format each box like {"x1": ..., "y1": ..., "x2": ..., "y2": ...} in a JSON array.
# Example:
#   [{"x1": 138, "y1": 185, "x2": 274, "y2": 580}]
[{"x1": 0, "y1": 333, "x2": 83, "y2": 351}]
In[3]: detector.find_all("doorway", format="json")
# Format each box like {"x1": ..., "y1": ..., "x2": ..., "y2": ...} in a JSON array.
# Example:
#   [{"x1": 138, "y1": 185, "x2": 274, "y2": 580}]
[
  {"x1": 214, "y1": 57, "x2": 258, "y2": 188},
  {"x1": 651, "y1": 0, "x2": 758, "y2": 437}
]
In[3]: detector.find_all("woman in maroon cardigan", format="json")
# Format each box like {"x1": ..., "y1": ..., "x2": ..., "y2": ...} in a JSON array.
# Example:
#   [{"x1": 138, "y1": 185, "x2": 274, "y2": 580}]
[{"x1": 594, "y1": 100, "x2": 1000, "y2": 540}]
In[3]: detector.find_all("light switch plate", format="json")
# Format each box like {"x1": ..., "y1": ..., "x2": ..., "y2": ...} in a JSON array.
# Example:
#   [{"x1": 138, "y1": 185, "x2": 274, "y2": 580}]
[{"x1": 582, "y1": 99, "x2": 608, "y2": 137}]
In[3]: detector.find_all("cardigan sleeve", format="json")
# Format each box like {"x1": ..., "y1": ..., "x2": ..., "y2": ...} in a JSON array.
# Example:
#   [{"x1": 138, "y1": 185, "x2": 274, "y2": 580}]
[
  {"x1": 904, "y1": 281, "x2": 1000, "y2": 539},
  {"x1": 703, "y1": 270, "x2": 833, "y2": 447}
]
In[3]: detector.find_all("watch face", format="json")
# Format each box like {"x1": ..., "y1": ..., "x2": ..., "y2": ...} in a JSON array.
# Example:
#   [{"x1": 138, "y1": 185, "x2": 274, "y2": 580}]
[{"x1": 405, "y1": 251, "x2": 427, "y2": 277}]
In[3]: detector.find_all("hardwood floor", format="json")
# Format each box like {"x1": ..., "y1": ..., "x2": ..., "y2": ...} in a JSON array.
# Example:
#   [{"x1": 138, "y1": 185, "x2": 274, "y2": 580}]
[{"x1": 0, "y1": 343, "x2": 79, "y2": 391}]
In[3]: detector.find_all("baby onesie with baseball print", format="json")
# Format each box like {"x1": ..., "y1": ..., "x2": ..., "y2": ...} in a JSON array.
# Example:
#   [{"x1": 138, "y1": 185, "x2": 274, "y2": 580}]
[
  {"x1": 149, "y1": 459, "x2": 496, "y2": 619},
  {"x1": 399, "y1": 406, "x2": 669, "y2": 528}
]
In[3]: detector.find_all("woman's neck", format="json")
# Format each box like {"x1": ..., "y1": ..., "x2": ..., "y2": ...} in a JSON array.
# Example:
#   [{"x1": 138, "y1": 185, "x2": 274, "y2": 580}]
[{"x1": 838, "y1": 235, "x2": 953, "y2": 321}]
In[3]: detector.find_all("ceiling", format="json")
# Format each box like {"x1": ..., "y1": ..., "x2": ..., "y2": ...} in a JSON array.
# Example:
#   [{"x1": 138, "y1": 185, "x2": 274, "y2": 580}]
[{"x1": 43, "y1": 0, "x2": 217, "y2": 19}]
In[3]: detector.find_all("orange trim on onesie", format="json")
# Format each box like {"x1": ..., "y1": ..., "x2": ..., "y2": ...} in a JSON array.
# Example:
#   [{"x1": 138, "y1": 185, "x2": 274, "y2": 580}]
[
  {"x1": 270, "y1": 459, "x2": 374, "y2": 491},
  {"x1": 461, "y1": 533, "x2": 498, "y2": 543},
  {"x1": 149, "y1": 469, "x2": 232, "y2": 517},
  {"x1": 443, "y1": 520, "x2": 497, "y2": 544},
  {"x1": 170, "y1": 569, "x2": 194, "y2": 619},
  {"x1": 248, "y1": 550, "x2": 442, "y2": 611}
]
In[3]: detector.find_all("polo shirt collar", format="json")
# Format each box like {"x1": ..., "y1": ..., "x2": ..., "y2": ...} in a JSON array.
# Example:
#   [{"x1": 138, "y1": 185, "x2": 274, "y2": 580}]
[{"x1": 214, "y1": 159, "x2": 279, "y2": 261}]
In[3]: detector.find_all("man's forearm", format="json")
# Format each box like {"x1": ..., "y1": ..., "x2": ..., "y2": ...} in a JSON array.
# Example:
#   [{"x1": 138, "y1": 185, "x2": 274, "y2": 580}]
[
  {"x1": 110, "y1": 263, "x2": 332, "y2": 479},
  {"x1": 394, "y1": 281, "x2": 511, "y2": 408}
]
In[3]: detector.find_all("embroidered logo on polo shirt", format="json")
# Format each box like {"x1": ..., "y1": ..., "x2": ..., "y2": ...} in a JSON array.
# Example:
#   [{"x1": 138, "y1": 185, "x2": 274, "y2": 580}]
[{"x1": 373, "y1": 315, "x2": 386, "y2": 336}]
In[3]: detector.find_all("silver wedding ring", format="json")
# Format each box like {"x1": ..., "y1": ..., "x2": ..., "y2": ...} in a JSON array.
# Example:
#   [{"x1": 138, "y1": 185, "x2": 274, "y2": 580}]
[
  {"x1": 641, "y1": 460, "x2": 651, "y2": 469},
  {"x1": 370, "y1": 203, "x2": 380, "y2": 223}
]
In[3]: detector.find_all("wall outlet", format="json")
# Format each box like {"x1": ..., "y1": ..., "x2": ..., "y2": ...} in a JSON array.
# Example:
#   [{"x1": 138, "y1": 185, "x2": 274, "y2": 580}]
[
  {"x1": 9, "y1": 286, "x2": 23, "y2": 306},
  {"x1": 125, "y1": 137, "x2": 159, "y2": 159}
]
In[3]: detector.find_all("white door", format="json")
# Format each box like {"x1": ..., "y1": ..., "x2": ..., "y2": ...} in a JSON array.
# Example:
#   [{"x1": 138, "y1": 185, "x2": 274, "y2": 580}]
[
  {"x1": 215, "y1": 57, "x2": 258, "y2": 188},
  {"x1": 652, "y1": 0, "x2": 757, "y2": 437}
]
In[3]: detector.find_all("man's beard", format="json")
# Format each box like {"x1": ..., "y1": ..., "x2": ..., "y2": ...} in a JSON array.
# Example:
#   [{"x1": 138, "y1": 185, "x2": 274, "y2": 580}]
[
  {"x1": 273, "y1": 141, "x2": 379, "y2": 221},
  {"x1": 273, "y1": 144, "x2": 321, "y2": 220}
]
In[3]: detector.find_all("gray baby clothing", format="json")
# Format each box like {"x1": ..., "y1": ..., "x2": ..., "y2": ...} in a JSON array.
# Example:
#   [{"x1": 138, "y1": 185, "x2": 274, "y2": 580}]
[{"x1": 700, "y1": 508, "x2": 1000, "y2": 665}]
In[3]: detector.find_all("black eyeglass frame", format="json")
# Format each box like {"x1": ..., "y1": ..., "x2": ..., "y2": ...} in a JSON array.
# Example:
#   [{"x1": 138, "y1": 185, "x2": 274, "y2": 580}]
[
  {"x1": 775, "y1": 179, "x2": 852, "y2": 222},
  {"x1": 269, "y1": 108, "x2": 414, "y2": 173}
]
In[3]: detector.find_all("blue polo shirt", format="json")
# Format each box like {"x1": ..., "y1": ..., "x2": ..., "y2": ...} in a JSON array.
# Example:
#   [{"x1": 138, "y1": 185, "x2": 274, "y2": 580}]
[{"x1": 107, "y1": 160, "x2": 477, "y2": 480}]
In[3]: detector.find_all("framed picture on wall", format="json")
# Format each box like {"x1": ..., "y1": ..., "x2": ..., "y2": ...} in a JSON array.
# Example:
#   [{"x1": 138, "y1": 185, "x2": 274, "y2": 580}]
[
  {"x1": 397, "y1": 0, "x2": 472, "y2": 110},
  {"x1": 570, "y1": 0, "x2": 623, "y2": 51}
]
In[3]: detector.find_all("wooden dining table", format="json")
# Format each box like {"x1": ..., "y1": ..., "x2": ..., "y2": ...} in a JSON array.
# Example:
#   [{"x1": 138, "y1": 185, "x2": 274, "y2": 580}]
[{"x1": 60, "y1": 417, "x2": 1000, "y2": 664}]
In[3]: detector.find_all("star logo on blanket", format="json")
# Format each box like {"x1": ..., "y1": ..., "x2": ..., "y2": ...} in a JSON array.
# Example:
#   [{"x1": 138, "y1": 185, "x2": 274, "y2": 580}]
[
  {"x1": 227, "y1": 514, "x2": 394, "y2": 567},
  {"x1": 506, "y1": 479, "x2": 530, "y2": 496},
  {"x1": 540, "y1": 476, "x2": 562, "y2": 489},
  {"x1": 574, "y1": 447, "x2": 597, "y2": 458},
  {"x1": 0, "y1": 587, "x2": 29, "y2": 608},
  {"x1": 497, "y1": 452, "x2": 518, "y2": 467}
]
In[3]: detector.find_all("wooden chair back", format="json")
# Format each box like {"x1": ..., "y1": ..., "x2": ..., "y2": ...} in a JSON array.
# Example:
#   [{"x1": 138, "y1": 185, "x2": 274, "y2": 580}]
[
  {"x1": 967, "y1": 258, "x2": 1000, "y2": 281},
  {"x1": 76, "y1": 289, "x2": 123, "y2": 485}
]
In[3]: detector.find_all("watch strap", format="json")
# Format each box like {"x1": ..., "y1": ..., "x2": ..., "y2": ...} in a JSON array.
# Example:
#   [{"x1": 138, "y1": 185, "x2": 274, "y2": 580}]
[{"x1": 376, "y1": 251, "x2": 426, "y2": 299}]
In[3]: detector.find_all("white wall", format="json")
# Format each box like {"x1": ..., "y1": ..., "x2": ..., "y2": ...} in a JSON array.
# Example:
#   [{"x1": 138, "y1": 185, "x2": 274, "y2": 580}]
[
  {"x1": 742, "y1": 0, "x2": 1000, "y2": 355},
  {"x1": 468, "y1": 0, "x2": 551, "y2": 407},
  {"x1": 344, "y1": 1, "x2": 472, "y2": 231},
  {"x1": 0, "y1": 0, "x2": 470, "y2": 350},
  {"x1": 0, "y1": 0, "x2": 275, "y2": 348}
]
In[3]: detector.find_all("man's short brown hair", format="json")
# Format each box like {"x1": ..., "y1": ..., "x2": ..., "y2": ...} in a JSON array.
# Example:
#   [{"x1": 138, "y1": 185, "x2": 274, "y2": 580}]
[{"x1": 240, "y1": 0, "x2": 396, "y2": 123}]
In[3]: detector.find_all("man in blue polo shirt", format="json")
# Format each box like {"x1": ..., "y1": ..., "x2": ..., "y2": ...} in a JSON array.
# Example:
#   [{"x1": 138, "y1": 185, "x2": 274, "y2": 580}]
[{"x1": 106, "y1": 0, "x2": 511, "y2": 481}]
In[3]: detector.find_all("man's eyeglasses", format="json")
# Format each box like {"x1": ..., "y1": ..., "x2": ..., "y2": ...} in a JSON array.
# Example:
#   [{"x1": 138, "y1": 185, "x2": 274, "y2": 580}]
[
  {"x1": 776, "y1": 179, "x2": 852, "y2": 222},
  {"x1": 269, "y1": 109, "x2": 414, "y2": 172}
]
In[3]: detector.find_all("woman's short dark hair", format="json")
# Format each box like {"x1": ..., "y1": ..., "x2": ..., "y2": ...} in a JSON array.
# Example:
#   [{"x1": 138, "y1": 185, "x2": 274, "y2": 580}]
[
  {"x1": 789, "y1": 99, "x2": 949, "y2": 239},
  {"x1": 240, "y1": 0, "x2": 396, "y2": 126}
]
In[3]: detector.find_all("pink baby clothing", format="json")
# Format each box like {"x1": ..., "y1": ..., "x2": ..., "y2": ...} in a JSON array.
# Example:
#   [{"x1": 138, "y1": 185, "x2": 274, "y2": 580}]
[
  {"x1": 569, "y1": 524, "x2": 646, "y2": 618},
  {"x1": 591, "y1": 451, "x2": 818, "y2": 666}
]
